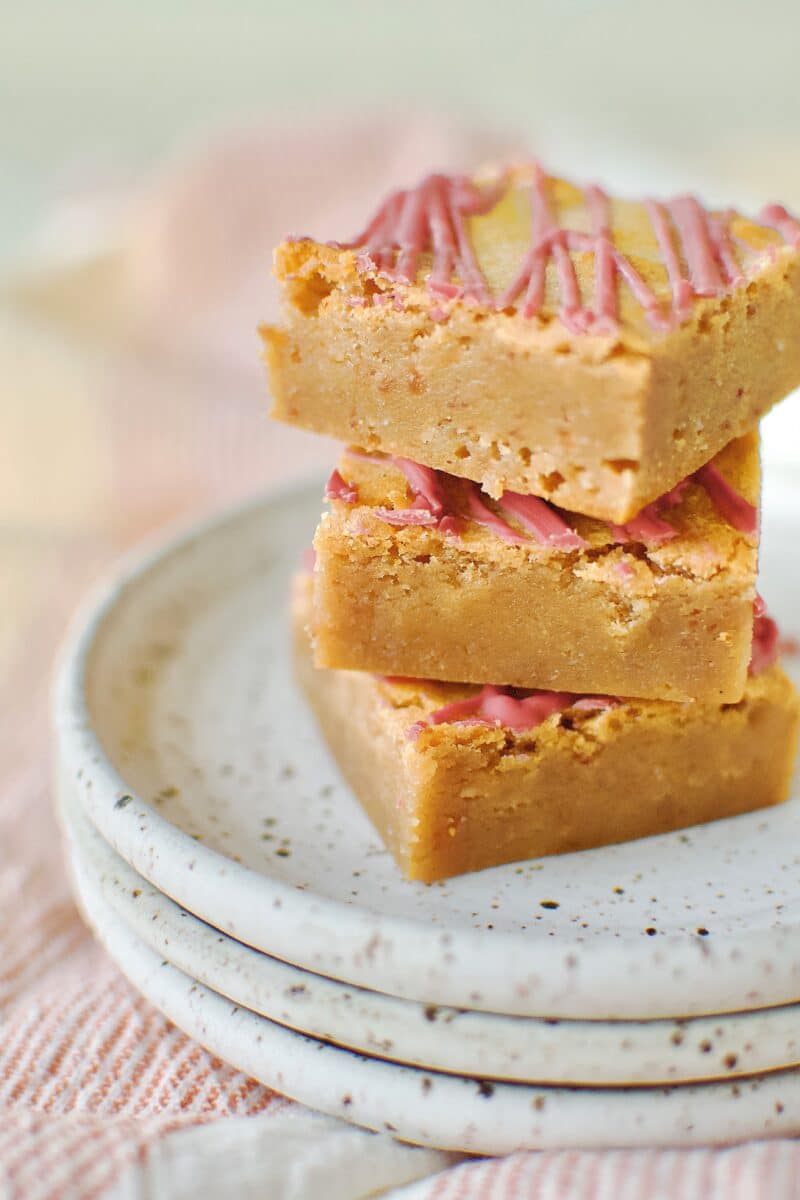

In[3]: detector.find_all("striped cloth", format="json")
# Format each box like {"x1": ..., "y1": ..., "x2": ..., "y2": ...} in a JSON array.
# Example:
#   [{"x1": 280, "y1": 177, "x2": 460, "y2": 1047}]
[{"x1": 3, "y1": 124, "x2": 800, "y2": 1199}]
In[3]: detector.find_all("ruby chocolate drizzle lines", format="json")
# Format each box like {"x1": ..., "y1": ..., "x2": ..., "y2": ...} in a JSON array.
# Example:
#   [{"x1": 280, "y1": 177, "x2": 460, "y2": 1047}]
[
  {"x1": 693, "y1": 463, "x2": 758, "y2": 535},
  {"x1": 495, "y1": 168, "x2": 656, "y2": 334},
  {"x1": 498, "y1": 164, "x2": 587, "y2": 332},
  {"x1": 341, "y1": 173, "x2": 504, "y2": 305},
  {"x1": 348, "y1": 454, "x2": 464, "y2": 535},
  {"x1": 758, "y1": 205, "x2": 800, "y2": 249},
  {"x1": 609, "y1": 482, "x2": 689, "y2": 547},
  {"x1": 497, "y1": 489, "x2": 586, "y2": 549},
  {"x1": 606, "y1": 464, "x2": 760, "y2": 545},
  {"x1": 453, "y1": 478, "x2": 528, "y2": 546},
  {"x1": 499, "y1": 175, "x2": 757, "y2": 333},
  {"x1": 750, "y1": 596, "x2": 780, "y2": 676},
  {"x1": 343, "y1": 162, "x2": 799, "y2": 334},
  {"x1": 324, "y1": 469, "x2": 359, "y2": 504},
  {"x1": 406, "y1": 684, "x2": 617, "y2": 739},
  {"x1": 332, "y1": 451, "x2": 757, "y2": 548},
  {"x1": 343, "y1": 451, "x2": 585, "y2": 549}
]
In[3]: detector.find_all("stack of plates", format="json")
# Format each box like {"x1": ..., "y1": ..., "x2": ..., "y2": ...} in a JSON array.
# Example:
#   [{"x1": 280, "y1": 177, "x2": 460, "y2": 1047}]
[{"x1": 54, "y1": 478, "x2": 800, "y2": 1154}]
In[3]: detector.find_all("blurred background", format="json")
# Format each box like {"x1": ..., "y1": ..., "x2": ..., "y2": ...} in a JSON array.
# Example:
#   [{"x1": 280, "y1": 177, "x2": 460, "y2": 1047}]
[{"x1": 2, "y1": 0, "x2": 800, "y2": 701}]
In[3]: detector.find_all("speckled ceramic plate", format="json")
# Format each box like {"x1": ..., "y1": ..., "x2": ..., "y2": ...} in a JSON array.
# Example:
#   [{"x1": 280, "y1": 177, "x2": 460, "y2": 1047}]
[
  {"x1": 59, "y1": 775, "x2": 800, "y2": 1086},
  {"x1": 54, "y1": 474, "x2": 800, "y2": 1020},
  {"x1": 66, "y1": 824, "x2": 800, "y2": 1153}
]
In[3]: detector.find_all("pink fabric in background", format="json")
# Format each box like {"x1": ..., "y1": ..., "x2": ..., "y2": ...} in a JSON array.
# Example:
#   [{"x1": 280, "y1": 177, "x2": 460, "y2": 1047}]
[
  {"x1": 87, "y1": 116, "x2": 515, "y2": 374},
  {"x1": 3, "y1": 118, "x2": 800, "y2": 1199}
]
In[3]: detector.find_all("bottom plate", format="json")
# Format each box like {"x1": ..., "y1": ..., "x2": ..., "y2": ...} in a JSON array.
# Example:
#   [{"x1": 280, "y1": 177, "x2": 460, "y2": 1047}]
[
  {"x1": 61, "y1": 778, "x2": 800, "y2": 1087},
  {"x1": 65, "y1": 826, "x2": 800, "y2": 1153}
]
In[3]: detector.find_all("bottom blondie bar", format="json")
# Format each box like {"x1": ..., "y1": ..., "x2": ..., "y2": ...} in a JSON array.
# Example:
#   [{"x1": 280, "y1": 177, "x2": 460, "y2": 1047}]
[{"x1": 293, "y1": 577, "x2": 798, "y2": 882}]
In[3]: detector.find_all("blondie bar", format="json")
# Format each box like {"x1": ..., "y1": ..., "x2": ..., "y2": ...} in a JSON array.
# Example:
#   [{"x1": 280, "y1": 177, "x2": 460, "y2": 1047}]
[
  {"x1": 293, "y1": 576, "x2": 798, "y2": 882},
  {"x1": 264, "y1": 164, "x2": 800, "y2": 522},
  {"x1": 312, "y1": 434, "x2": 759, "y2": 702}
]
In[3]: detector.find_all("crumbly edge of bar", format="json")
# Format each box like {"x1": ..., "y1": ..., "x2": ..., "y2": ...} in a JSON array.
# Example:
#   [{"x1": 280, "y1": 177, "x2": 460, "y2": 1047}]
[
  {"x1": 272, "y1": 227, "x2": 799, "y2": 361},
  {"x1": 321, "y1": 508, "x2": 754, "y2": 592},
  {"x1": 378, "y1": 662, "x2": 795, "y2": 761}
]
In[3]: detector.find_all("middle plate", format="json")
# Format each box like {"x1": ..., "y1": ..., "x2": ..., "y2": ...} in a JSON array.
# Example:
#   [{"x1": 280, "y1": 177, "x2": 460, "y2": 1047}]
[{"x1": 62, "y1": 780, "x2": 800, "y2": 1087}]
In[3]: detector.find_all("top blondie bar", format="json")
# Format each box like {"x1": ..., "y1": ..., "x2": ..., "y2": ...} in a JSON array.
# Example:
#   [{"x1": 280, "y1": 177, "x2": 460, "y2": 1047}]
[{"x1": 263, "y1": 163, "x2": 800, "y2": 522}]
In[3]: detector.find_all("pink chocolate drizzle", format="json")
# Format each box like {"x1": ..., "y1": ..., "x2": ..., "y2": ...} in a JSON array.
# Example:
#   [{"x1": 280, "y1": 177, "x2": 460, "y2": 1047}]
[
  {"x1": 342, "y1": 163, "x2": 799, "y2": 334},
  {"x1": 692, "y1": 463, "x2": 758, "y2": 535},
  {"x1": 609, "y1": 482, "x2": 689, "y2": 547},
  {"x1": 454, "y1": 479, "x2": 530, "y2": 546},
  {"x1": 325, "y1": 468, "x2": 359, "y2": 504},
  {"x1": 406, "y1": 684, "x2": 616, "y2": 739},
  {"x1": 750, "y1": 595, "x2": 780, "y2": 676},
  {"x1": 750, "y1": 610, "x2": 779, "y2": 676},
  {"x1": 498, "y1": 489, "x2": 587, "y2": 549},
  {"x1": 354, "y1": 453, "x2": 463, "y2": 534},
  {"x1": 609, "y1": 463, "x2": 757, "y2": 544},
  {"x1": 644, "y1": 199, "x2": 693, "y2": 317},
  {"x1": 332, "y1": 450, "x2": 756, "y2": 549},
  {"x1": 497, "y1": 164, "x2": 586, "y2": 332},
  {"x1": 666, "y1": 196, "x2": 727, "y2": 298},
  {"x1": 759, "y1": 204, "x2": 800, "y2": 249},
  {"x1": 345, "y1": 449, "x2": 583, "y2": 547},
  {"x1": 341, "y1": 173, "x2": 504, "y2": 305}
]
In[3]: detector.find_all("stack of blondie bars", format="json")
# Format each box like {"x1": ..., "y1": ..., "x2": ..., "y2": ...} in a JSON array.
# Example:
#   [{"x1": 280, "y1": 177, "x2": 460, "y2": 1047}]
[{"x1": 263, "y1": 163, "x2": 800, "y2": 883}]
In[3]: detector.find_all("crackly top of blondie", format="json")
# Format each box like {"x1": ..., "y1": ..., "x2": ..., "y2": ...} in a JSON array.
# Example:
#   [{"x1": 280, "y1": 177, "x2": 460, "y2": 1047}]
[{"x1": 275, "y1": 162, "x2": 800, "y2": 348}]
